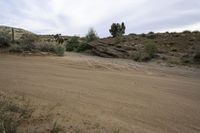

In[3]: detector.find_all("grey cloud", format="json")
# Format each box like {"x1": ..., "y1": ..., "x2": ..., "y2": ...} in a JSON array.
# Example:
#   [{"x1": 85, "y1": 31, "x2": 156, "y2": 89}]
[{"x1": 0, "y1": 0, "x2": 199, "y2": 37}]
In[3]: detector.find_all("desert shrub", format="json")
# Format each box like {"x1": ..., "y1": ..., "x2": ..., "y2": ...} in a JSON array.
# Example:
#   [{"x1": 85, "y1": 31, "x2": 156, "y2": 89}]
[
  {"x1": 65, "y1": 42, "x2": 79, "y2": 51},
  {"x1": 85, "y1": 28, "x2": 99, "y2": 42},
  {"x1": 194, "y1": 43, "x2": 200, "y2": 63},
  {"x1": 9, "y1": 42, "x2": 66, "y2": 56},
  {"x1": 9, "y1": 43, "x2": 37, "y2": 53},
  {"x1": 77, "y1": 43, "x2": 91, "y2": 52},
  {"x1": 65, "y1": 36, "x2": 90, "y2": 52},
  {"x1": 37, "y1": 42, "x2": 66, "y2": 56},
  {"x1": 130, "y1": 41, "x2": 157, "y2": 62},
  {"x1": 109, "y1": 22, "x2": 126, "y2": 37},
  {"x1": 0, "y1": 93, "x2": 33, "y2": 133},
  {"x1": 21, "y1": 43, "x2": 37, "y2": 52},
  {"x1": 141, "y1": 33, "x2": 146, "y2": 37},
  {"x1": 36, "y1": 42, "x2": 56, "y2": 52},
  {"x1": 19, "y1": 34, "x2": 39, "y2": 52},
  {"x1": 54, "y1": 44, "x2": 66, "y2": 56},
  {"x1": 0, "y1": 32, "x2": 11, "y2": 47},
  {"x1": 20, "y1": 34, "x2": 38, "y2": 44},
  {"x1": 144, "y1": 41, "x2": 157, "y2": 58},
  {"x1": 130, "y1": 51, "x2": 151, "y2": 62},
  {"x1": 9, "y1": 44, "x2": 23, "y2": 53},
  {"x1": 66, "y1": 36, "x2": 80, "y2": 51}
]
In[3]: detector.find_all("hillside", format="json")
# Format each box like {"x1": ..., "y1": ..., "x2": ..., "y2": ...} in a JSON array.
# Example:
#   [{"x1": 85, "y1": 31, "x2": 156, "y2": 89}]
[
  {"x1": 0, "y1": 26, "x2": 200, "y2": 66},
  {"x1": 0, "y1": 26, "x2": 34, "y2": 40},
  {"x1": 89, "y1": 31, "x2": 200, "y2": 65}
]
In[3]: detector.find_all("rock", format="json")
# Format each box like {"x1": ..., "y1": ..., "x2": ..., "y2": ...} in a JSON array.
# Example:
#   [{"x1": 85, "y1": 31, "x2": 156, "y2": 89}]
[{"x1": 89, "y1": 40, "x2": 142, "y2": 58}]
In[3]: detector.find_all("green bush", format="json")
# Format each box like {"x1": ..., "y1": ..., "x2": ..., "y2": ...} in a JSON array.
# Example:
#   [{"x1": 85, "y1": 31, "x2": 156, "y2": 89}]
[
  {"x1": 144, "y1": 41, "x2": 157, "y2": 58},
  {"x1": 0, "y1": 32, "x2": 11, "y2": 47},
  {"x1": 66, "y1": 43, "x2": 79, "y2": 51},
  {"x1": 66, "y1": 36, "x2": 80, "y2": 51},
  {"x1": 109, "y1": 22, "x2": 126, "y2": 37},
  {"x1": 85, "y1": 28, "x2": 98, "y2": 42},
  {"x1": 76, "y1": 43, "x2": 91, "y2": 52},
  {"x1": 65, "y1": 36, "x2": 90, "y2": 52}
]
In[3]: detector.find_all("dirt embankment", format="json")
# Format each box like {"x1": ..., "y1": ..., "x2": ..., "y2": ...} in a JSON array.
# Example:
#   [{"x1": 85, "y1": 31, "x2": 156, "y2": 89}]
[{"x1": 0, "y1": 53, "x2": 200, "y2": 132}]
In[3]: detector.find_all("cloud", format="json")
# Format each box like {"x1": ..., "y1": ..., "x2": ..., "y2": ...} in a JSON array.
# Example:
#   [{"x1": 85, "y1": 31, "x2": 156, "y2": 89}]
[{"x1": 0, "y1": 0, "x2": 200, "y2": 37}]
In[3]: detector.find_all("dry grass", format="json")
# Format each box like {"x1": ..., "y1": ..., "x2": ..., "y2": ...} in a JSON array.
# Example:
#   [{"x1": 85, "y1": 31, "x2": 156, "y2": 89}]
[{"x1": 0, "y1": 91, "x2": 33, "y2": 133}]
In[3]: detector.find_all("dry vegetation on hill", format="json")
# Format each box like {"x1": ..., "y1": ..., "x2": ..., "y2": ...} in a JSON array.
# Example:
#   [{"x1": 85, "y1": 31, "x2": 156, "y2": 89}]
[
  {"x1": 1, "y1": 26, "x2": 200, "y2": 66},
  {"x1": 89, "y1": 31, "x2": 200, "y2": 65},
  {"x1": 1, "y1": 26, "x2": 200, "y2": 67}
]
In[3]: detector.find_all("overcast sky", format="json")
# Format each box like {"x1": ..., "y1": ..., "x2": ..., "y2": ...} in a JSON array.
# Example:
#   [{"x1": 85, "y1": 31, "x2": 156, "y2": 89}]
[{"x1": 0, "y1": 0, "x2": 200, "y2": 37}]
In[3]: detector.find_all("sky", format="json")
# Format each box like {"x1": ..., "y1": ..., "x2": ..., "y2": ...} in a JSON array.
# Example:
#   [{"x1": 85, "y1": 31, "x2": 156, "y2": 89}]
[{"x1": 0, "y1": 0, "x2": 200, "y2": 37}]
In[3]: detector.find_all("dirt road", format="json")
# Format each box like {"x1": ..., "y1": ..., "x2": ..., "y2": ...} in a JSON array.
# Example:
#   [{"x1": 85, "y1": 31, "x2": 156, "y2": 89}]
[{"x1": 0, "y1": 53, "x2": 200, "y2": 133}]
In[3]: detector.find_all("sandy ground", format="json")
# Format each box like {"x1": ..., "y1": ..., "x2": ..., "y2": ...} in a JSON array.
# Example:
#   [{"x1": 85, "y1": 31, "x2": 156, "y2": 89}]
[{"x1": 0, "y1": 53, "x2": 200, "y2": 133}]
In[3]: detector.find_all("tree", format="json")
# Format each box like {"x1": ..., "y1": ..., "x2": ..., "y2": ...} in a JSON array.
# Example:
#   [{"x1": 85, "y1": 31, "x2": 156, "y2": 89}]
[
  {"x1": 109, "y1": 22, "x2": 126, "y2": 37},
  {"x1": 85, "y1": 28, "x2": 99, "y2": 42}
]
